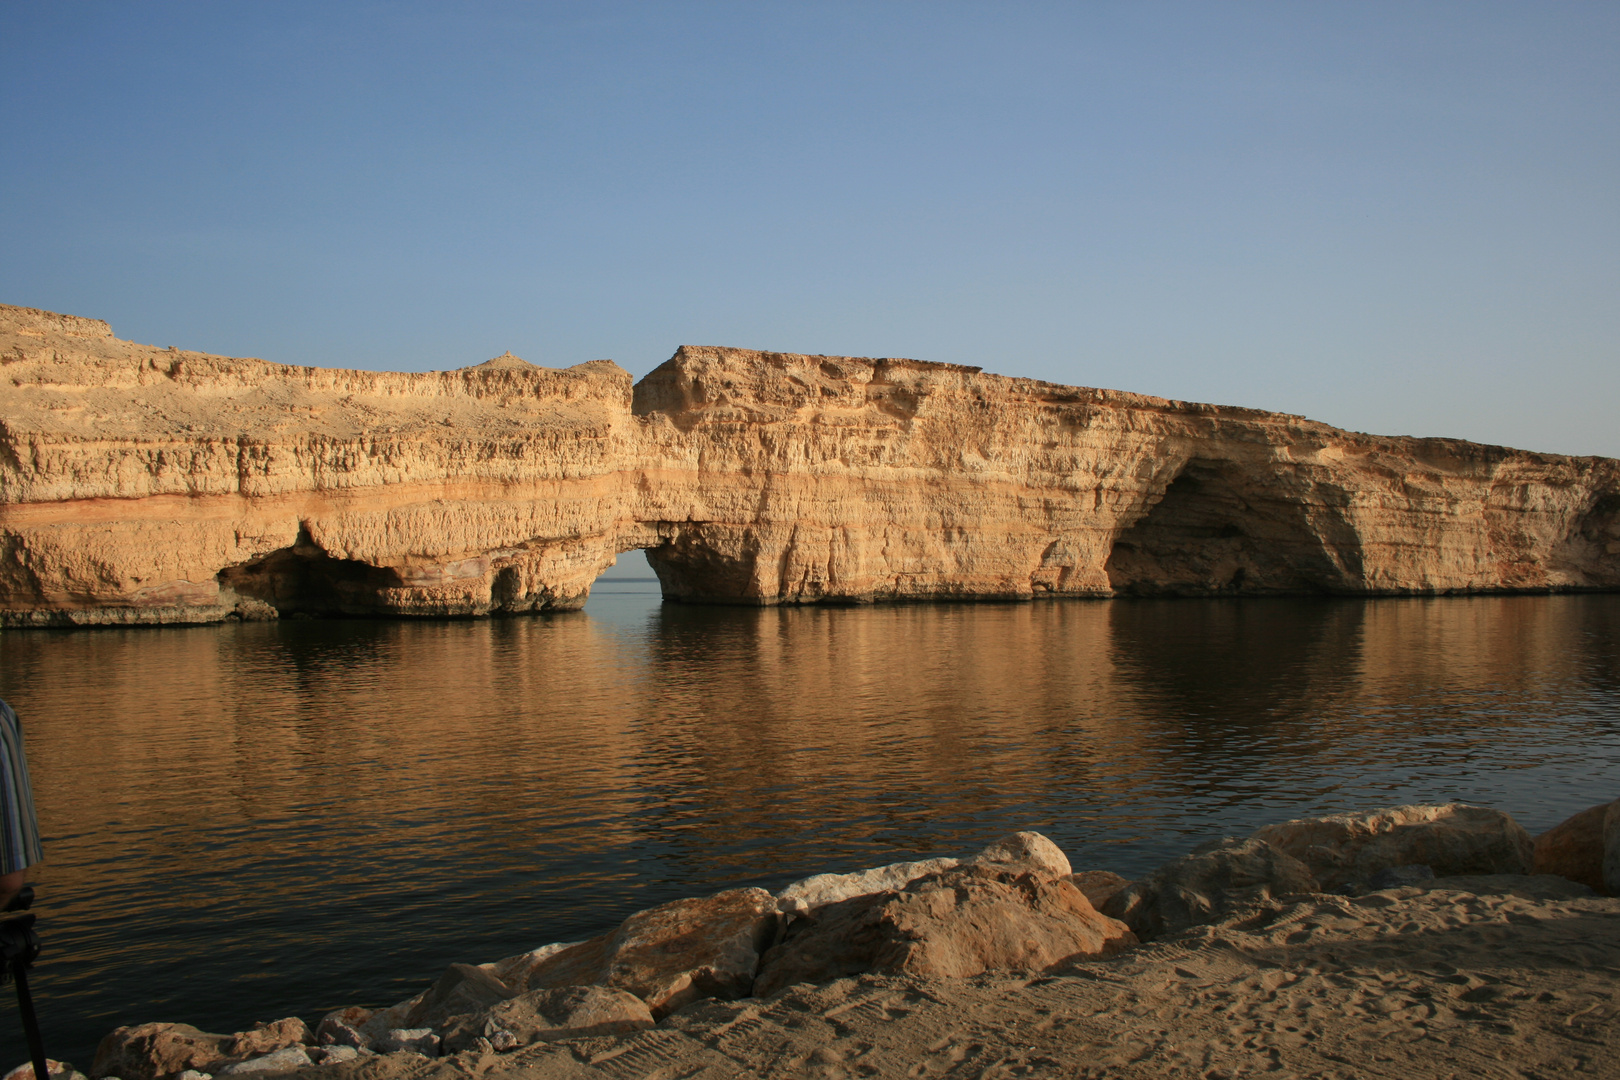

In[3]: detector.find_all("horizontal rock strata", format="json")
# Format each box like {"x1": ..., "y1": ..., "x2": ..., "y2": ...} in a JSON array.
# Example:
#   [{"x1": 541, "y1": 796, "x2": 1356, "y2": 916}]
[{"x1": 3, "y1": 303, "x2": 1618, "y2": 624}]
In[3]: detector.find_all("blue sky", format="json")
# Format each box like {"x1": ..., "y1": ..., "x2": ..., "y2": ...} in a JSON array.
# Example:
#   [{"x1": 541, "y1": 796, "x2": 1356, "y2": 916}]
[{"x1": 3, "y1": 2, "x2": 1616, "y2": 456}]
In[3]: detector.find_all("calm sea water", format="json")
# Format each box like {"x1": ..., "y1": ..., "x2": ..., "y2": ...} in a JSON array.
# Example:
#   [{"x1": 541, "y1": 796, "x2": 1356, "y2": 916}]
[{"x1": 2, "y1": 585, "x2": 1619, "y2": 1065}]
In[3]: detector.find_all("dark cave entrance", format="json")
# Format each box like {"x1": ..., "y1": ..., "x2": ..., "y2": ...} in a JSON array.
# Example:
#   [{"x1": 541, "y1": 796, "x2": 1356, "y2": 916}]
[
  {"x1": 1103, "y1": 459, "x2": 1363, "y2": 597},
  {"x1": 218, "y1": 528, "x2": 403, "y2": 617}
]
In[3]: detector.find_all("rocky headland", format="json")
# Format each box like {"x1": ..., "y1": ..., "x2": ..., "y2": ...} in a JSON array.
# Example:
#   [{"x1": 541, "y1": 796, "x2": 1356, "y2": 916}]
[
  {"x1": 3, "y1": 303, "x2": 1618, "y2": 625},
  {"x1": 21, "y1": 798, "x2": 1616, "y2": 1080}
]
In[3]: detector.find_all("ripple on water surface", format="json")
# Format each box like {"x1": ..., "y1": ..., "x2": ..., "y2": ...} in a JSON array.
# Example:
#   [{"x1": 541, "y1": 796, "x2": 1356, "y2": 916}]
[{"x1": 2, "y1": 588, "x2": 1618, "y2": 1062}]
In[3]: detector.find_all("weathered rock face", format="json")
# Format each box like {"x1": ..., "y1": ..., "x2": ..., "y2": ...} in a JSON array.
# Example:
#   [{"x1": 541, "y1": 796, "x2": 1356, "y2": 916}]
[
  {"x1": 753, "y1": 862, "x2": 1135, "y2": 998},
  {"x1": 775, "y1": 857, "x2": 961, "y2": 916},
  {"x1": 522, "y1": 887, "x2": 778, "y2": 1018},
  {"x1": 222, "y1": 1017, "x2": 311, "y2": 1059},
  {"x1": 89, "y1": 1016, "x2": 315, "y2": 1079},
  {"x1": 216, "y1": 1045, "x2": 313, "y2": 1075},
  {"x1": 1532, "y1": 800, "x2": 1615, "y2": 894},
  {"x1": 633, "y1": 347, "x2": 1620, "y2": 605},
  {"x1": 1068, "y1": 869, "x2": 1132, "y2": 910},
  {"x1": 404, "y1": 963, "x2": 517, "y2": 1030},
  {"x1": 1100, "y1": 838, "x2": 1318, "y2": 940},
  {"x1": 0, "y1": 306, "x2": 635, "y2": 625},
  {"x1": 4, "y1": 304, "x2": 1618, "y2": 624},
  {"x1": 91, "y1": 1022, "x2": 231, "y2": 1080},
  {"x1": 1251, "y1": 804, "x2": 1534, "y2": 891}
]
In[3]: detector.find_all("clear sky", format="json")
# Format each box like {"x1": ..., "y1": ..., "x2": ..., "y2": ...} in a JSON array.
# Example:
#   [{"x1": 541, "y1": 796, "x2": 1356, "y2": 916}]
[{"x1": 3, "y1": 2, "x2": 1616, "y2": 457}]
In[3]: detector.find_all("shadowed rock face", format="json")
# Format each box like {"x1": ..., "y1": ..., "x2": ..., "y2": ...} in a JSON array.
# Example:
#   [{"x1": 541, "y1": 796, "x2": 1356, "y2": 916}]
[{"x1": 3, "y1": 304, "x2": 1618, "y2": 625}]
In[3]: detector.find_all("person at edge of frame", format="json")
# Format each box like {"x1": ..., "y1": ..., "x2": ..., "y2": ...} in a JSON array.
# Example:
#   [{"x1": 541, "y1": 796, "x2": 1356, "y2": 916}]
[{"x1": 1, "y1": 697, "x2": 44, "y2": 910}]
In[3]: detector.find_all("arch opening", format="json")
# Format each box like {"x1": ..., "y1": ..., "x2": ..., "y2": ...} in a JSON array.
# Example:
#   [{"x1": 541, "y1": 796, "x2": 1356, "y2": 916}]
[
  {"x1": 1104, "y1": 460, "x2": 1363, "y2": 597},
  {"x1": 218, "y1": 528, "x2": 402, "y2": 617}
]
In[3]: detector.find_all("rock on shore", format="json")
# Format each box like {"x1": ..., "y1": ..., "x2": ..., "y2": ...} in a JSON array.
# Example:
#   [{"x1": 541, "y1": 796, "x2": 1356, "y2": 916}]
[
  {"x1": 1252, "y1": 802, "x2": 1535, "y2": 890},
  {"x1": 752, "y1": 860, "x2": 1133, "y2": 998},
  {"x1": 65, "y1": 801, "x2": 1620, "y2": 1080}
]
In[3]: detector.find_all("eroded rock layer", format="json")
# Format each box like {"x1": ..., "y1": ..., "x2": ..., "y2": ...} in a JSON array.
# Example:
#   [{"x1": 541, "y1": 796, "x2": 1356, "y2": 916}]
[{"x1": 2, "y1": 303, "x2": 1617, "y2": 624}]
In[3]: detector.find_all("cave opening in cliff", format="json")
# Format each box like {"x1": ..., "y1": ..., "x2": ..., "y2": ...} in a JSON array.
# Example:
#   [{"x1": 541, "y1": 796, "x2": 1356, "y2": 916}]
[
  {"x1": 632, "y1": 526, "x2": 765, "y2": 605},
  {"x1": 1104, "y1": 460, "x2": 1362, "y2": 597},
  {"x1": 218, "y1": 529, "x2": 403, "y2": 617},
  {"x1": 583, "y1": 545, "x2": 689, "y2": 619}
]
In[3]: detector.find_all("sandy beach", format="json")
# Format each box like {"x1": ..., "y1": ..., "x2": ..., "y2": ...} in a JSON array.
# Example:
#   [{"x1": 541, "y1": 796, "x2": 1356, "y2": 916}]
[{"x1": 295, "y1": 873, "x2": 1618, "y2": 1080}]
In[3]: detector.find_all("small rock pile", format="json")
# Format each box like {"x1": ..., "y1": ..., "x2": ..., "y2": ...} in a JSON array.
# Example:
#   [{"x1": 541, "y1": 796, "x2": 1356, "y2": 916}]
[{"x1": 55, "y1": 799, "x2": 1620, "y2": 1080}]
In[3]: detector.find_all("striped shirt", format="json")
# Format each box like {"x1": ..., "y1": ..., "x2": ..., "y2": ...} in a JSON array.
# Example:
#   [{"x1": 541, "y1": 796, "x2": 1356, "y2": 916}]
[{"x1": 1, "y1": 699, "x2": 43, "y2": 875}]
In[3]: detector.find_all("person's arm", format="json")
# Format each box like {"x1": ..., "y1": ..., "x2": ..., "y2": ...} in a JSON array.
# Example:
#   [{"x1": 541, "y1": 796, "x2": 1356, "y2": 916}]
[{"x1": 0, "y1": 869, "x2": 24, "y2": 910}]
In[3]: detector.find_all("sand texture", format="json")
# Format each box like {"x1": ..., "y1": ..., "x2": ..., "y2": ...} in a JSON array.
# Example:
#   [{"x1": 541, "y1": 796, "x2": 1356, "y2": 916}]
[
  {"x1": 314, "y1": 876, "x2": 1619, "y2": 1079},
  {"x1": 72, "y1": 816, "x2": 1620, "y2": 1079}
]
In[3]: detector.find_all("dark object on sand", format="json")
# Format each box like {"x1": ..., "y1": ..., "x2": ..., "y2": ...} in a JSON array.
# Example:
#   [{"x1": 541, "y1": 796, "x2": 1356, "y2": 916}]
[{"x1": 2, "y1": 885, "x2": 49, "y2": 1080}]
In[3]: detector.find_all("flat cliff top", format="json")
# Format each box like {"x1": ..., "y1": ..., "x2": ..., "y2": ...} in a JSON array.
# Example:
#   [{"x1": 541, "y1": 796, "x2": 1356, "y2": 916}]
[
  {"x1": 4, "y1": 303, "x2": 1612, "y2": 482},
  {"x1": 0, "y1": 304, "x2": 631, "y2": 444},
  {"x1": 633, "y1": 345, "x2": 1612, "y2": 483},
  {"x1": 636, "y1": 343, "x2": 1305, "y2": 425}
]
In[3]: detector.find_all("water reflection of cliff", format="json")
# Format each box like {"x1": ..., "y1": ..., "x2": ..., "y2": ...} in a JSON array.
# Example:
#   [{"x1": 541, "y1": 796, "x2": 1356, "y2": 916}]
[
  {"x1": 11, "y1": 595, "x2": 1619, "y2": 902},
  {"x1": 1, "y1": 593, "x2": 1618, "y2": 1063},
  {"x1": 623, "y1": 595, "x2": 1620, "y2": 876}
]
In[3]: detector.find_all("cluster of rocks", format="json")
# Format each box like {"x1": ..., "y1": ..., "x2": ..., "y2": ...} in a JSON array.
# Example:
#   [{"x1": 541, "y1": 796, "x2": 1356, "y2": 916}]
[{"x1": 57, "y1": 799, "x2": 1620, "y2": 1080}]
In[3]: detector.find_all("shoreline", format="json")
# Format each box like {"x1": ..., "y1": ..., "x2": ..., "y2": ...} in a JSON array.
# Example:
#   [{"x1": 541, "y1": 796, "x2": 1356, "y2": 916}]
[
  {"x1": 442, "y1": 874, "x2": 1620, "y2": 1079},
  {"x1": 51, "y1": 800, "x2": 1620, "y2": 1080}
]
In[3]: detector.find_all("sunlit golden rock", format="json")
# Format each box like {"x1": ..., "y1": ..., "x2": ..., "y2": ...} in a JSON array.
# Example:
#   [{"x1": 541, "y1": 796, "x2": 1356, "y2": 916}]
[
  {"x1": 3, "y1": 303, "x2": 1618, "y2": 624},
  {"x1": 754, "y1": 860, "x2": 1135, "y2": 997}
]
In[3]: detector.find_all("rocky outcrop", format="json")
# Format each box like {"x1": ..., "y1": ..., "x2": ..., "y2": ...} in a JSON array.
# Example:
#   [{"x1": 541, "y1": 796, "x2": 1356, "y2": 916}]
[
  {"x1": 770, "y1": 831, "x2": 1073, "y2": 917},
  {"x1": 1069, "y1": 869, "x2": 1132, "y2": 909},
  {"x1": 1100, "y1": 837, "x2": 1318, "y2": 940},
  {"x1": 518, "y1": 887, "x2": 779, "y2": 1018},
  {"x1": 215, "y1": 1046, "x2": 312, "y2": 1075},
  {"x1": 403, "y1": 964, "x2": 515, "y2": 1031},
  {"x1": 1251, "y1": 804, "x2": 1535, "y2": 891},
  {"x1": 89, "y1": 1017, "x2": 310, "y2": 1080},
  {"x1": 3, "y1": 304, "x2": 1618, "y2": 625},
  {"x1": 757, "y1": 830, "x2": 1128, "y2": 998},
  {"x1": 70, "y1": 809, "x2": 1620, "y2": 1078},
  {"x1": 1532, "y1": 800, "x2": 1615, "y2": 894},
  {"x1": 774, "y1": 857, "x2": 961, "y2": 916},
  {"x1": 752, "y1": 861, "x2": 1135, "y2": 998},
  {"x1": 220, "y1": 1019, "x2": 310, "y2": 1061},
  {"x1": 91, "y1": 1024, "x2": 230, "y2": 1080}
]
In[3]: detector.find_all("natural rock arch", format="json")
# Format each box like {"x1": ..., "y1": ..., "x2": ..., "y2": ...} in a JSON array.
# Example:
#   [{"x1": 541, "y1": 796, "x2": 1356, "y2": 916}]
[
  {"x1": 1104, "y1": 459, "x2": 1365, "y2": 597},
  {"x1": 0, "y1": 304, "x2": 1616, "y2": 626}
]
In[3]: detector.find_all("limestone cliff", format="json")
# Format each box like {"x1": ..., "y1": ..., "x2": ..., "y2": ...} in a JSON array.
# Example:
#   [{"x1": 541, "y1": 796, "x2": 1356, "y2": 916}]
[{"x1": 1, "y1": 303, "x2": 1616, "y2": 625}]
